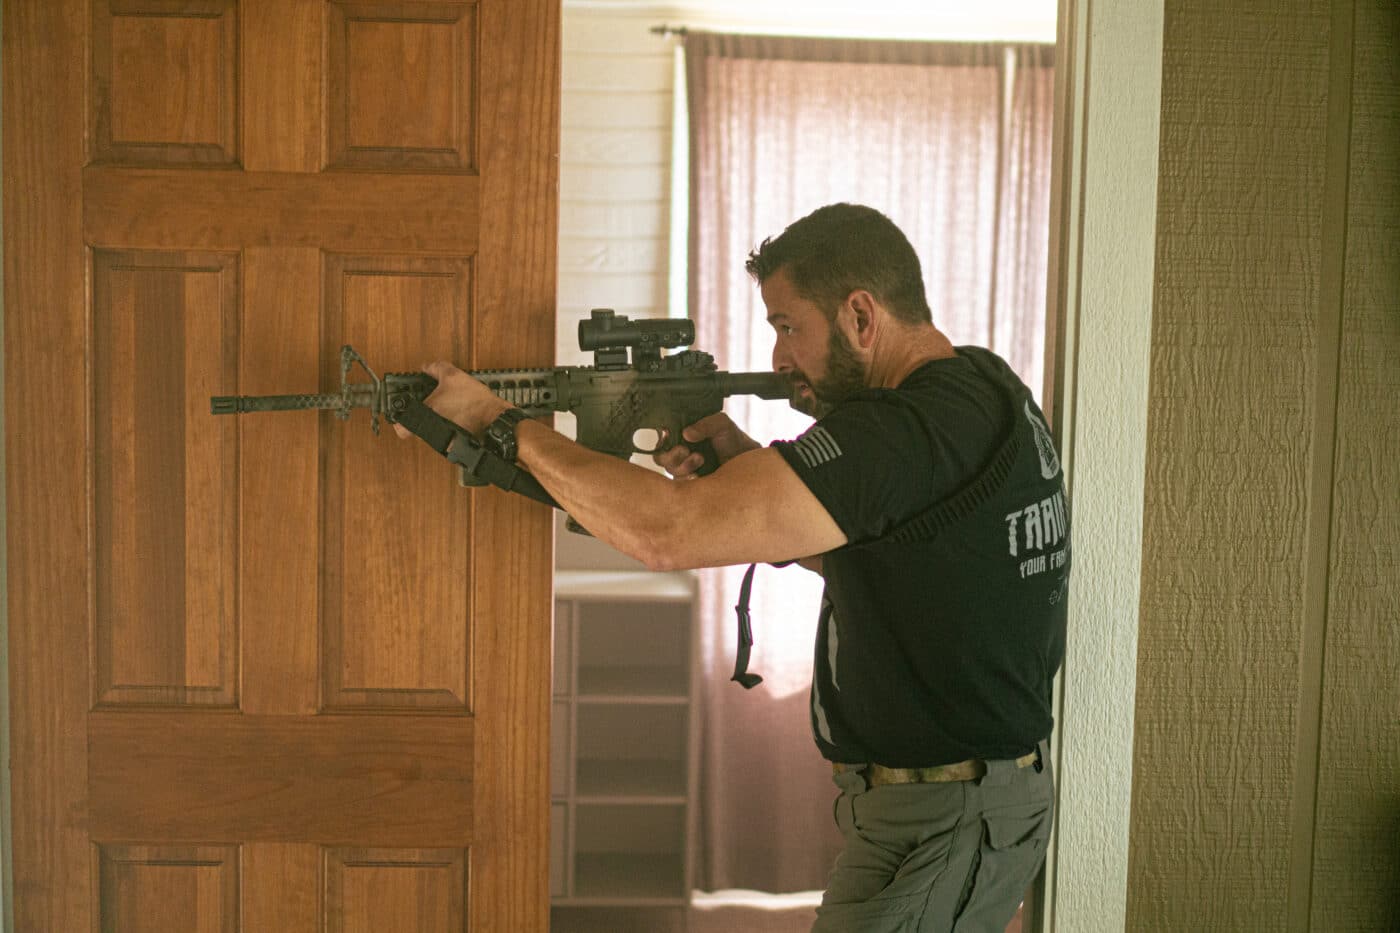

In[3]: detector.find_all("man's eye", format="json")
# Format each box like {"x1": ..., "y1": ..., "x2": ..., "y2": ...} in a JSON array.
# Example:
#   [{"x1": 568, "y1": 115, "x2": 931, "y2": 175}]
[{"x1": 781, "y1": 325, "x2": 795, "y2": 336}]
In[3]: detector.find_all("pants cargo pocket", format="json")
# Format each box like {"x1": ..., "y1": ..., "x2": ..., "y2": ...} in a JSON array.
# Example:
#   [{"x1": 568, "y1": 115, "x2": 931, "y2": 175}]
[
  {"x1": 952, "y1": 801, "x2": 1052, "y2": 933},
  {"x1": 821, "y1": 798, "x2": 960, "y2": 932},
  {"x1": 812, "y1": 891, "x2": 922, "y2": 932}
]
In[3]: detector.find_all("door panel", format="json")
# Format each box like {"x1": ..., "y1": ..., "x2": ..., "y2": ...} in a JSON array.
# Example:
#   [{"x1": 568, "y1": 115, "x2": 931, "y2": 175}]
[
  {"x1": 88, "y1": 713, "x2": 474, "y2": 844},
  {"x1": 326, "y1": 0, "x2": 478, "y2": 172},
  {"x1": 91, "y1": 0, "x2": 241, "y2": 167},
  {"x1": 4, "y1": 1, "x2": 559, "y2": 930},
  {"x1": 321, "y1": 253, "x2": 476, "y2": 713},
  {"x1": 97, "y1": 844, "x2": 241, "y2": 933},
  {"x1": 92, "y1": 249, "x2": 241, "y2": 710}
]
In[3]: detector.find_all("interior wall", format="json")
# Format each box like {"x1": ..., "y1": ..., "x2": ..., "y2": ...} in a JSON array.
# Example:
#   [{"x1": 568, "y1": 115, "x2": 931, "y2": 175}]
[
  {"x1": 1128, "y1": 2, "x2": 1399, "y2": 930},
  {"x1": 557, "y1": 8, "x2": 676, "y2": 369}
]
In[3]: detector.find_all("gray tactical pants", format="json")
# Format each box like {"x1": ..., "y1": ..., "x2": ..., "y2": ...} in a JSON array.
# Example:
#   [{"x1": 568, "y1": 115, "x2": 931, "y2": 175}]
[{"x1": 812, "y1": 740, "x2": 1054, "y2": 933}]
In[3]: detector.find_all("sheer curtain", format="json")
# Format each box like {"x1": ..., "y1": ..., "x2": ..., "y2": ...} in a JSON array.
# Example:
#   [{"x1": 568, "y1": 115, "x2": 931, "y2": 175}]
[{"x1": 685, "y1": 33, "x2": 1055, "y2": 893}]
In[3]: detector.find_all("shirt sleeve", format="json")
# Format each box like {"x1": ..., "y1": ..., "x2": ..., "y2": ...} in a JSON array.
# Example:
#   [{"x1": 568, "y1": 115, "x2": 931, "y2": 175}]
[{"x1": 771, "y1": 394, "x2": 938, "y2": 544}]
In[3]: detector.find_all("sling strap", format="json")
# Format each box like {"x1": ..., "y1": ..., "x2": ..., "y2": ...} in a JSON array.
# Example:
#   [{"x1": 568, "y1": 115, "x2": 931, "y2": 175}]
[
  {"x1": 730, "y1": 562, "x2": 764, "y2": 689},
  {"x1": 729, "y1": 350, "x2": 1027, "y2": 689},
  {"x1": 395, "y1": 399, "x2": 561, "y2": 509}
]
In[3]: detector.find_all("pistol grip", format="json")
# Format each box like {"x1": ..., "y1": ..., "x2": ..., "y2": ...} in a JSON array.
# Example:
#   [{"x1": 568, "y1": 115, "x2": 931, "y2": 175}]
[{"x1": 691, "y1": 438, "x2": 721, "y2": 476}]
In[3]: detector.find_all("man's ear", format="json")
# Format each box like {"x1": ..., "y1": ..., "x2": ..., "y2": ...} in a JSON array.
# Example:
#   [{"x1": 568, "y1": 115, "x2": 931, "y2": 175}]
[{"x1": 845, "y1": 290, "x2": 879, "y2": 348}]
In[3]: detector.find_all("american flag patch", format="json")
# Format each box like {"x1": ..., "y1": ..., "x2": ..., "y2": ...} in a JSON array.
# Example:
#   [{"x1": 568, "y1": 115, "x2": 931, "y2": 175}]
[{"x1": 791, "y1": 426, "x2": 843, "y2": 468}]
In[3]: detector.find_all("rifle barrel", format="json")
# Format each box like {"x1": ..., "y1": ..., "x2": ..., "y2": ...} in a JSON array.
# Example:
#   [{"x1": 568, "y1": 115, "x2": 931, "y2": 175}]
[{"x1": 210, "y1": 393, "x2": 345, "y2": 414}]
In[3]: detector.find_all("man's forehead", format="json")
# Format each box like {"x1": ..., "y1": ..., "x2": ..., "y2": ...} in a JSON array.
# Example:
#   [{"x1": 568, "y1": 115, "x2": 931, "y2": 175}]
[
  {"x1": 765, "y1": 300, "x2": 822, "y2": 325},
  {"x1": 761, "y1": 272, "x2": 818, "y2": 319}
]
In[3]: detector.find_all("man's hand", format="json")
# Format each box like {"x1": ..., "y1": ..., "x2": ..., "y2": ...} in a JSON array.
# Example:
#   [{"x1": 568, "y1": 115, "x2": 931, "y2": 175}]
[
  {"x1": 392, "y1": 361, "x2": 511, "y2": 440},
  {"x1": 653, "y1": 412, "x2": 760, "y2": 478}
]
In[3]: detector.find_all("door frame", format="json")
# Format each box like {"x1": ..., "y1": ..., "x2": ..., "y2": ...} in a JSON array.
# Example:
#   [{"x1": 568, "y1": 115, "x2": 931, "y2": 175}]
[{"x1": 1036, "y1": 1, "x2": 1164, "y2": 931}]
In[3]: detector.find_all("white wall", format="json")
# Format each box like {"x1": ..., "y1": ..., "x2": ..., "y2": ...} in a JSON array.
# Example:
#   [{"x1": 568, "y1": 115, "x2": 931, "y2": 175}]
[
  {"x1": 1043, "y1": 1, "x2": 1162, "y2": 930},
  {"x1": 555, "y1": 0, "x2": 1059, "y2": 365},
  {"x1": 557, "y1": 9, "x2": 677, "y2": 366}
]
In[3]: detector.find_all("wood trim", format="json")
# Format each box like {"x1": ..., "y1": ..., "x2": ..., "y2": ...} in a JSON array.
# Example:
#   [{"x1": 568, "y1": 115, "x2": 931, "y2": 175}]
[
  {"x1": 239, "y1": 247, "x2": 323, "y2": 716},
  {"x1": 83, "y1": 166, "x2": 482, "y2": 253},
  {"x1": 1037, "y1": 0, "x2": 1084, "y2": 921},
  {"x1": 468, "y1": 0, "x2": 559, "y2": 927},
  {"x1": 3, "y1": 1, "x2": 93, "y2": 930},
  {"x1": 242, "y1": 0, "x2": 325, "y2": 174},
  {"x1": 88, "y1": 712, "x2": 475, "y2": 846}
]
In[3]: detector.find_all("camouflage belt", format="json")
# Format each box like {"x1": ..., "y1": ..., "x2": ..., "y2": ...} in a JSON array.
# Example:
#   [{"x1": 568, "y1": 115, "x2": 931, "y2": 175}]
[{"x1": 833, "y1": 750, "x2": 1039, "y2": 786}]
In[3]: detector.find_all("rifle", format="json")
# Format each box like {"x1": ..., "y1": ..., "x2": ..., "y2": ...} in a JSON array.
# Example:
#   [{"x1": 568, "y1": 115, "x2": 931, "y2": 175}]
[{"x1": 211, "y1": 309, "x2": 791, "y2": 517}]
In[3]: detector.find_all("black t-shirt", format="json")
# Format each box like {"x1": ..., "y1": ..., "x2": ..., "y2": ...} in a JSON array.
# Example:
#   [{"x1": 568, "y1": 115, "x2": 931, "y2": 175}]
[{"x1": 772, "y1": 348, "x2": 1069, "y2": 767}]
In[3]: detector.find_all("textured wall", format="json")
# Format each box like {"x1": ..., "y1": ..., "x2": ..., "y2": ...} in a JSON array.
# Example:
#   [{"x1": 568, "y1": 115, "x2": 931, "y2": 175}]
[
  {"x1": 1128, "y1": 2, "x2": 1399, "y2": 930},
  {"x1": 1308, "y1": 2, "x2": 1400, "y2": 928}
]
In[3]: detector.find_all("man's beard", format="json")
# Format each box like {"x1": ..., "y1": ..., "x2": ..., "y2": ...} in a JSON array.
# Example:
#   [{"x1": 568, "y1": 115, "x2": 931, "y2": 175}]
[{"x1": 788, "y1": 327, "x2": 867, "y2": 419}]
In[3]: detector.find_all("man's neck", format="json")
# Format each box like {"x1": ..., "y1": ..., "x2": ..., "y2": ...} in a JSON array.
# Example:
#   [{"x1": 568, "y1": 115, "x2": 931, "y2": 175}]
[{"x1": 869, "y1": 323, "x2": 957, "y2": 389}]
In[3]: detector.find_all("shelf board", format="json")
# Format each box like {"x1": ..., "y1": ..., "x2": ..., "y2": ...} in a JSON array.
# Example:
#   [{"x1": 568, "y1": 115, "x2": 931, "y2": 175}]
[
  {"x1": 576, "y1": 695, "x2": 689, "y2": 707},
  {"x1": 555, "y1": 570, "x2": 694, "y2": 600},
  {"x1": 572, "y1": 853, "x2": 685, "y2": 901},
  {"x1": 576, "y1": 758, "x2": 687, "y2": 798},
  {"x1": 552, "y1": 896, "x2": 689, "y2": 908},
  {"x1": 576, "y1": 664, "x2": 689, "y2": 698}
]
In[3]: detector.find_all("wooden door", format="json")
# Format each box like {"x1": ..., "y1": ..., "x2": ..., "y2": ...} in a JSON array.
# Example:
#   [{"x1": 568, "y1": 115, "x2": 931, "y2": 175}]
[{"x1": 4, "y1": 1, "x2": 558, "y2": 930}]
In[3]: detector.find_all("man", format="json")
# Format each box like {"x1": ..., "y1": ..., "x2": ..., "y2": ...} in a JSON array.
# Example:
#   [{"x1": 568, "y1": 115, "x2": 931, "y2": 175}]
[{"x1": 399, "y1": 204, "x2": 1069, "y2": 932}]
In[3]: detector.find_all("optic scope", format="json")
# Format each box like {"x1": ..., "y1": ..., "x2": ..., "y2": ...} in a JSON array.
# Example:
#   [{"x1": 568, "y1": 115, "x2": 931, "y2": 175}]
[{"x1": 577, "y1": 309, "x2": 694, "y2": 352}]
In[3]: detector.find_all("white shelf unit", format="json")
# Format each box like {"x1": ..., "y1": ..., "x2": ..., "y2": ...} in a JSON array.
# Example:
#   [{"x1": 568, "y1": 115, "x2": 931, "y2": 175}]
[{"x1": 551, "y1": 571, "x2": 699, "y2": 908}]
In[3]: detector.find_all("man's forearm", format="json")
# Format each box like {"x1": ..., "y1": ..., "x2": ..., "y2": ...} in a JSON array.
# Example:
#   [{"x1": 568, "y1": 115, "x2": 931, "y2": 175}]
[
  {"x1": 514, "y1": 421, "x2": 689, "y2": 568},
  {"x1": 507, "y1": 417, "x2": 848, "y2": 571}
]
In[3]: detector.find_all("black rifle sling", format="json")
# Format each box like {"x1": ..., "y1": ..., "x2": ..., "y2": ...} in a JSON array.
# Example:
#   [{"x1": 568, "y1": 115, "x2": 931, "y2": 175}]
[
  {"x1": 729, "y1": 350, "x2": 1024, "y2": 690},
  {"x1": 396, "y1": 399, "x2": 561, "y2": 510},
  {"x1": 867, "y1": 416, "x2": 1021, "y2": 547},
  {"x1": 858, "y1": 352, "x2": 1023, "y2": 548},
  {"x1": 730, "y1": 562, "x2": 763, "y2": 689}
]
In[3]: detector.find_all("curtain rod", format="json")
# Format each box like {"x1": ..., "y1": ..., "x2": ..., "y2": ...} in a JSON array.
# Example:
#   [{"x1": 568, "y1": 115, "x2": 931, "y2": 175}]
[{"x1": 650, "y1": 24, "x2": 688, "y2": 38}]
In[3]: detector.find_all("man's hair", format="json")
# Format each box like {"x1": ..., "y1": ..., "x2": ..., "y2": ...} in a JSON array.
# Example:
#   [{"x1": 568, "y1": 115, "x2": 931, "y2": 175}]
[{"x1": 745, "y1": 203, "x2": 932, "y2": 325}]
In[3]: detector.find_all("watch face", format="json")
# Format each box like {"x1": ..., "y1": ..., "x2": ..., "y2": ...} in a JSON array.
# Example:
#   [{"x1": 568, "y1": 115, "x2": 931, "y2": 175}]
[{"x1": 488, "y1": 409, "x2": 526, "y2": 461}]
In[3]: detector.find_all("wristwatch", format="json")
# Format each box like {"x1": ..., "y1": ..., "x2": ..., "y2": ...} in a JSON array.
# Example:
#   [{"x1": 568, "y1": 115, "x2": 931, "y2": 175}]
[{"x1": 484, "y1": 407, "x2": 533, "y2": 462}]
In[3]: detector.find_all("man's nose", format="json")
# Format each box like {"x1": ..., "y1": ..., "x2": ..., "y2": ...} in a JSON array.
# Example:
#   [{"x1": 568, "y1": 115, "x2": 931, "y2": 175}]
[{"x1": 772, "y1": 343, "x2": 792, "y2": 373}]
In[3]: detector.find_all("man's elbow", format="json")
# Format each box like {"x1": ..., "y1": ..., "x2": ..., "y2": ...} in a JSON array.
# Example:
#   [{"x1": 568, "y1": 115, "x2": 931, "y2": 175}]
[
  {"x1": 638, "y1": 550, "x2": 684, "y2": 573},
  {"x1": 628, "y1": 513, "x2": 700, "y2": 573},
  {"x1": 632, "y1": 533, "x2": 696, "y2": 573}
]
